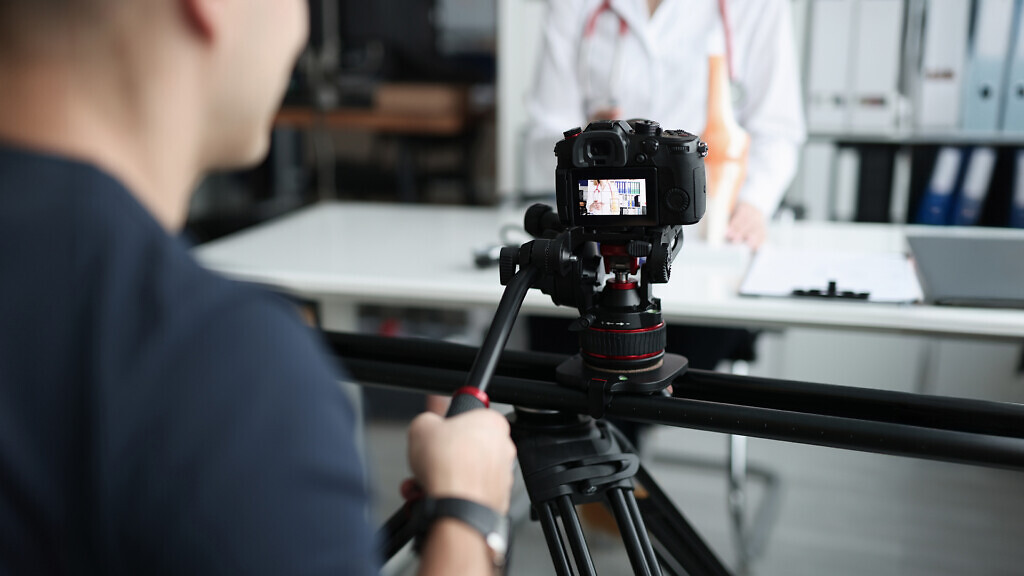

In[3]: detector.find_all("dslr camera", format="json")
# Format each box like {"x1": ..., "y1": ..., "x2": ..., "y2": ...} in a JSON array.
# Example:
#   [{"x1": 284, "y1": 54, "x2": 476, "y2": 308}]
[{"x1": 554, "y1": 119, "x2": 708, "y2": 228}]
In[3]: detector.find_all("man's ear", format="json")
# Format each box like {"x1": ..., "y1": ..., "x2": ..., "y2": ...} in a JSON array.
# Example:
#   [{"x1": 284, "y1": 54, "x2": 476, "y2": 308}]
[{"x1": 181, "y1": 0, "x2": 225, "y2": 41}]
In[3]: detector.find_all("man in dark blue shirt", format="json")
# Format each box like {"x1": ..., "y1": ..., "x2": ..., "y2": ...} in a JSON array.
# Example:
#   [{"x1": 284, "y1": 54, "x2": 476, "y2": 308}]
[{"x1": 0, "y1": 1, "x2": 516, "y2": 574}]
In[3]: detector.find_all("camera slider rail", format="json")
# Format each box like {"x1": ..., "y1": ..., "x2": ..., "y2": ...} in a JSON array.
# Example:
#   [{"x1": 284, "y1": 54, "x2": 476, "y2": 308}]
[
  {"x1": 327, "y1": 331, "x2": 1024, "y2": 472},
  {"x1": 330, "y1": 331, "x2": 1024, "y2": 576}
]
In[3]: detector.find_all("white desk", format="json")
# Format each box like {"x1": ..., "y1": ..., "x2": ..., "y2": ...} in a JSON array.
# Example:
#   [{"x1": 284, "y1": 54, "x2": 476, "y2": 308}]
[{"x1": 194, "y1": 202, "x2": 1024, "y2": 340}]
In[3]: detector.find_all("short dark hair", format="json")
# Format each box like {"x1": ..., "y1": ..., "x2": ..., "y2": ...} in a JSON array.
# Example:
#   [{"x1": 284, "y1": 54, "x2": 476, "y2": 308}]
[
  {"x1": 0, "y1": 0, "x2": 76, "y2": 17},
  {"x1": 0, "y1": 0, "x2": 109, "y2": 55}
]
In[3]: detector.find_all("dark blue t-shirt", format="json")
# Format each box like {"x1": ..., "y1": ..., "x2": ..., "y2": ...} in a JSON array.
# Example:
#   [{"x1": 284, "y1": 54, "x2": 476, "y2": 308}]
[{"x1": 0, "y1": 144, "x2": 376, "y2": 574}]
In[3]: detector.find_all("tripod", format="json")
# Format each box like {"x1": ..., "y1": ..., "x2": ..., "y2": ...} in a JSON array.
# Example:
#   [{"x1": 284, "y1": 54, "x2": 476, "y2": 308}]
[{"x1": 337, "y1": 206, "x2": 1024, "y2": 575}]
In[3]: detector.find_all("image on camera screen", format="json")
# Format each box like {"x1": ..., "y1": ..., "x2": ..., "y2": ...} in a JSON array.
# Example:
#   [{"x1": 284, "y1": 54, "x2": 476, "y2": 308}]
[{"x1": 578, "y1": 179, "x2": 648, "y2": 217}]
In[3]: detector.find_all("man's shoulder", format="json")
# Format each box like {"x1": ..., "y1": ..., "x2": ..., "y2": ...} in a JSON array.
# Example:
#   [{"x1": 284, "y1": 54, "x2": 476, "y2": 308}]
[
  {"x1": 0, "y1": 144, "x2": 337, "y2": 394},
  {"x1": 0, "y1": 143, "x2": 168, "y2": 271}
]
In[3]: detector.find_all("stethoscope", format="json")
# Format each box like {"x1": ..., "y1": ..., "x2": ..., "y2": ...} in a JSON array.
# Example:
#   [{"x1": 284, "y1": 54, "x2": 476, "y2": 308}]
[{"x1": 579, "y1": 0, "x2": 741, "y2": 115}]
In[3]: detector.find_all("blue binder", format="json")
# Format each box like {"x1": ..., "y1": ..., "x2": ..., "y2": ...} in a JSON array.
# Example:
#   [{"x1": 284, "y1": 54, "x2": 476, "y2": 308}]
[
  {"x1": 950, "y1": 147, "x2": 997, "y2": 226},
  {"x1": 916, "y1": 147, "x2": 966, "y2": 225},
  {"x1": 1011, "y1": 149, "x2": 1024, "y2": 227}
]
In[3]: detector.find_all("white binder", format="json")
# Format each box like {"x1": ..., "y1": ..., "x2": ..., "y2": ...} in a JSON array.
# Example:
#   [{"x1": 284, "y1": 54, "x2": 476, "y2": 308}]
[
  {"x1": 1001, "y1": 0, "x2": 1024, "y2": 132},
  {"x1": 962, "y1": 0, "x2": 1016, "y2": 132},
  {"x1": 806, "y1": 0, "x2": 855, "y2": 131},
  {"x1": 795, "y1": 142, "x2": 837, "y2": 222},
  {"x1": 832, "y1": 147, "x2": 861, "y2": 222},
  {"x1": 889, "y1": 148, "x2": 913, "y2": 223},
  {"x1": 916, "y1": 0, "x2": 972, "y2": 130},
  {"x1": 848, "y1": 0, "x2": 906, "y2": 132}
]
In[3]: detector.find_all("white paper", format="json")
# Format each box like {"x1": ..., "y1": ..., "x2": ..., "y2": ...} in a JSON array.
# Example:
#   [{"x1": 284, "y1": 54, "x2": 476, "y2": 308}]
[{"x1": 740, "y1": 247, "x2": 924, "y2": 303}]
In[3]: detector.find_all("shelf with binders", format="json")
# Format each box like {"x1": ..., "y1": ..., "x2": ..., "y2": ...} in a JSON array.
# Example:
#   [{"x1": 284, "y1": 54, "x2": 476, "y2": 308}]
[
  {"x1": 786, "y1": 140, "x2": 1024, "y2": 229},
  {"x1": 906, "y1": 145, "x2": 1022, "y2": 228},
  {"x1": 801, "y1": 0, "x2": 1024, "y2": 139},
  {"x1": 791, "y1": 0, "x2": 1024, "y2": 229}
]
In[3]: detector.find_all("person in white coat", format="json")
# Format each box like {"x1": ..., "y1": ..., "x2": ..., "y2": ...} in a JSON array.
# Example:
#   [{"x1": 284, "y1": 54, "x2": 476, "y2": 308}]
[
  {"x1": 587, "y1": 179, "x2": 618, "y2": 214},
  {"x1": 525, "y1": 0, "x2": 805, "y2": 248}
]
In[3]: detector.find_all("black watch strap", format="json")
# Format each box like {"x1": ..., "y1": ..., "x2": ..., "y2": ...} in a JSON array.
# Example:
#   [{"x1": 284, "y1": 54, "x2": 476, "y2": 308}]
[{"x1": 416, "y1": 497, "x2": 509, "y2": 566}]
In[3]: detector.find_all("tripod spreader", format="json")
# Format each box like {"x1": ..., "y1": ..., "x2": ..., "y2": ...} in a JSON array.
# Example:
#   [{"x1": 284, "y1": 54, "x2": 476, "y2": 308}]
[
  {"x1": 512, "y1": 410, "x2": 667, "y2": 576},
  {"x1": 512, "y1": 410, "x2": 639, "y2": 503}
]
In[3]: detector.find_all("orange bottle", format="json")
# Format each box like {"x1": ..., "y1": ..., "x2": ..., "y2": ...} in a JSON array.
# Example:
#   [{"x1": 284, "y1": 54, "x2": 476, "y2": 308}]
[{"x1": 701, "y1": 54, "x2": 750, "y2": 245}]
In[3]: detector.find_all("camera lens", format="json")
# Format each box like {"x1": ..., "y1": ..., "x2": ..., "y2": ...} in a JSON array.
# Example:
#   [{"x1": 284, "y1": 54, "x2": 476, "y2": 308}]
[{"x1": 587, "y1": 140, "x2": 611, "y2": 158}]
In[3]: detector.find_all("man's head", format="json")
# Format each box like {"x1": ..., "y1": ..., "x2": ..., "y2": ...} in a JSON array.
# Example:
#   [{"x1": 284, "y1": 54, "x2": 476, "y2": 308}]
[
  {"x1": 0, "y1": 0, "x2": 309, "y2": 172},
  {"x1": 186, "y1": 0, "x2": 310, "y2": 168}
]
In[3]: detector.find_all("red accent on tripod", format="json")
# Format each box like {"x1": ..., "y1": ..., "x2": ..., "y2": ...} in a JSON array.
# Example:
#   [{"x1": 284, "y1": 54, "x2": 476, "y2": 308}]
[{"x1": 453, "y1": 386, "x2": 490, "y2": 409}]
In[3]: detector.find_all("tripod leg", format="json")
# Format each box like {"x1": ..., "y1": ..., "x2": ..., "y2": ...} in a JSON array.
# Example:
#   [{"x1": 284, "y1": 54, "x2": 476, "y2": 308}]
[
  {"x1": 556, "y1": 495, "x2": 598, "y2": 576},
  {"x1": 635, "y1": 466, "x2": 732, "y2": 576},
  {"x1": 538, "y1": 502, "x2": 575, "y2": 576},
  {"x1": 624, "y1": 489, "x2": 664, "y2": 576},
  {"x1": 607, "y1": 488, "x2": 661, "y2": 576}
]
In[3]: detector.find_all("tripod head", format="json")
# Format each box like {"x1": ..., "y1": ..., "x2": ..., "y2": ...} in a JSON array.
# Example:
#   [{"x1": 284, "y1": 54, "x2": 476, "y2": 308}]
[{"x1": 499, "y1": 204, "x2": 689, "y2": 404}]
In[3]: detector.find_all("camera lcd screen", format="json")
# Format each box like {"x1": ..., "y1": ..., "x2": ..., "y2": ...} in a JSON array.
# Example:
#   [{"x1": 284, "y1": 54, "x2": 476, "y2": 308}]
[
  {"x1": 577, "y1": 178, "x2": 648, "y2": 217},
  {"x1": 566, "y1": 167, "x2": 658, "y2": 226}
]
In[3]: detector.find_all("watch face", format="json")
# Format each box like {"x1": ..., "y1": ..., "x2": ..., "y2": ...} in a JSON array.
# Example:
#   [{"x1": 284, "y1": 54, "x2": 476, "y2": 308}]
[
  {"x1": 486, "y1": 518, "x2": 510, "y2": 566},
  {"x1": 486, "y1": 531, "x2": 508, "y2": 567},
  {"x1": 487, "y1": 531, "x2": 508, "y2": 553}
]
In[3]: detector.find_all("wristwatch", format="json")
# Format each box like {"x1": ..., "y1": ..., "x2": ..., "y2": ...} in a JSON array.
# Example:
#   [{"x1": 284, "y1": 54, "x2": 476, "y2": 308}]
[{"x1": 418, "y1": 497, "x2": 510, "y2": 567}]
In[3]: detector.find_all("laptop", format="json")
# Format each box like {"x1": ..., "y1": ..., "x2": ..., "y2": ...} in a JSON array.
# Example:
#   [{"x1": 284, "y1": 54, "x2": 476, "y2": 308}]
[{"x1": 908, "y1": 235, "x2": 1024, "y2": 309}]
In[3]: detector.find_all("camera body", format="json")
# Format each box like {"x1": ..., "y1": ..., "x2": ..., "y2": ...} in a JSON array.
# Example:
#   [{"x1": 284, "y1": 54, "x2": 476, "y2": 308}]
[{"x1": 554, "y1": 119, "x2": 708, "y2": 228}]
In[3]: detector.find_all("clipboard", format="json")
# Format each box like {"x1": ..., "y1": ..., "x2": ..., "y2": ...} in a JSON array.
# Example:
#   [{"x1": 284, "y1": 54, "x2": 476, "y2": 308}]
[{"x1": 739, "y1": 247, "x2": 924, "y2": 304}]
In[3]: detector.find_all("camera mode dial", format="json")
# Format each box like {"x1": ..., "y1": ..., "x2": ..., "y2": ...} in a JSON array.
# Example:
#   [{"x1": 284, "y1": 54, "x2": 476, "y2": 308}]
[{"x1": 632, "y1": 119, "x2": 661, "y2": 137}]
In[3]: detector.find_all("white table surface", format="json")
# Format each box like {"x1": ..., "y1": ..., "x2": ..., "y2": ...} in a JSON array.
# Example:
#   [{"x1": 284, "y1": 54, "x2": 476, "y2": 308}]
[{"x1": 194, "y1": 202, "x2": 1024, "y2": 340}]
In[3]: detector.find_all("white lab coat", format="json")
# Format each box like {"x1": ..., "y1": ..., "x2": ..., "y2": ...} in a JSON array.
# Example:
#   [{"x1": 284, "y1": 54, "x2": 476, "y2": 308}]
[
  {"x1": 587, "y1": 180, "x2": 617, "y2": 214},
  {"x1": 525, "y1": 0, "x2": 806, "y2": 218}
]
